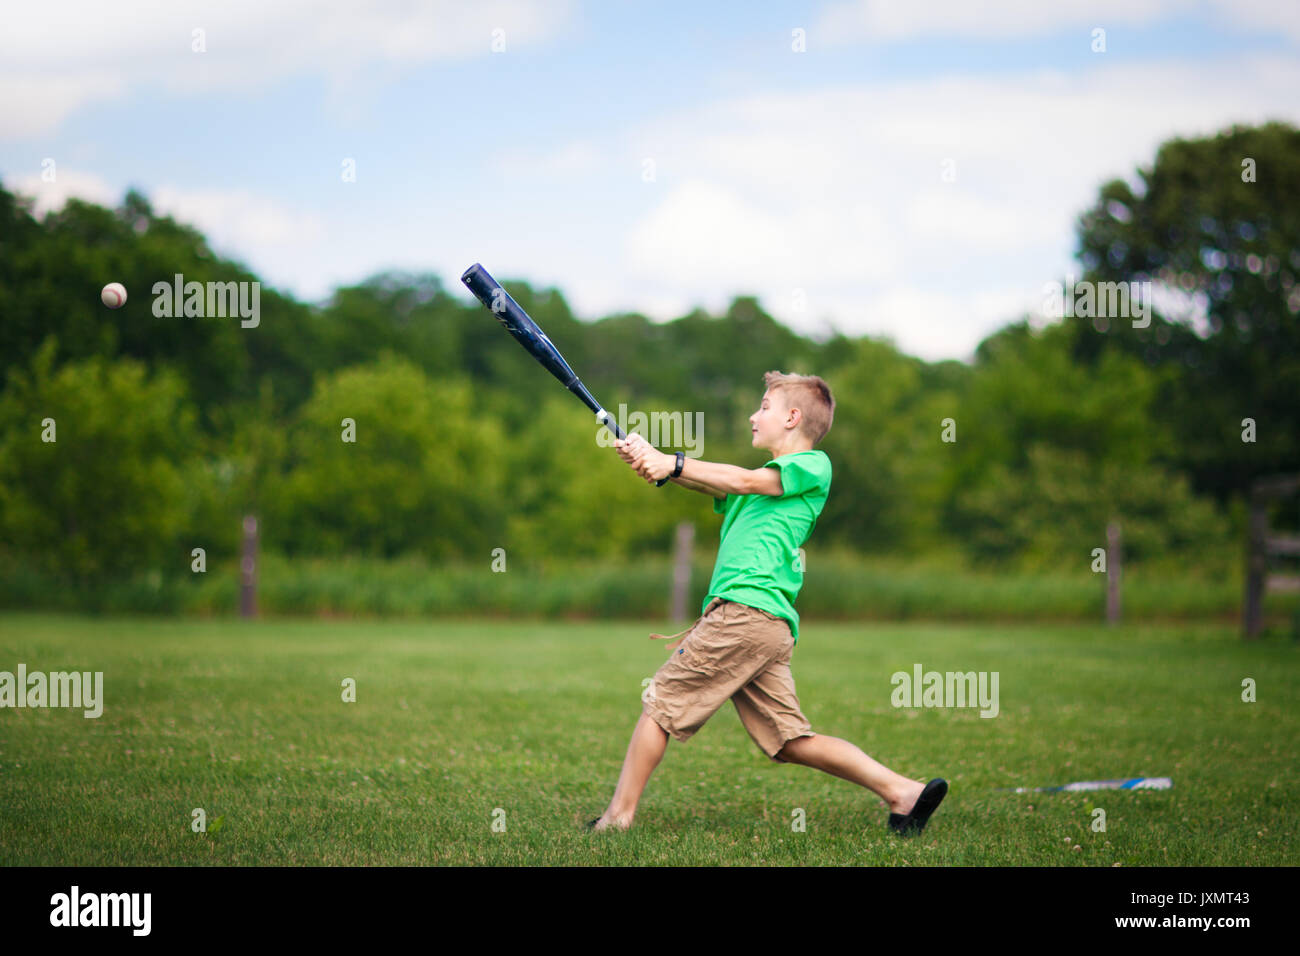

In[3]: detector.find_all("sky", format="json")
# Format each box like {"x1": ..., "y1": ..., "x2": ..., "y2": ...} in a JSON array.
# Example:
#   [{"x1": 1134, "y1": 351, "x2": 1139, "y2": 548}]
[{"x1": 2, "y1": 0, "x2": 1298, "y2": 361}]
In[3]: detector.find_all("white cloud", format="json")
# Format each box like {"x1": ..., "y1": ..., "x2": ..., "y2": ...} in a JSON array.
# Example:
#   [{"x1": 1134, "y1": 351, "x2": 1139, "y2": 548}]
[
  {"x1": 625, "y1": 179, "x2": 898, "y2": 286},
  {"x1": 560, "y1": 276, "x2": 696, "y2": 325},
  {"x1": 9, "y1": 169, "x2": 117, "y2": 217},
  {"x1": 536, "y1": 54, "x2": 1300, "y2": 358},
  {"x1": 811, "y1": 0, "x2": 1300, "y2": 43},
  {"x1": 846, "y1": 286, "x2": 1044, "y2": 360},
  {"x1": 904, "y1": 190, "x2": 1056, "y2": 246},
  {"x1": 1217, "y1": 0, "x2": 1300, "y2": 43},
  {"x1": 151, "y1": 185, "x2": 326, "y2": 251},
  {"x1": 0, "y1": 0, "x2": 577, "y2": 138},
  {"x1": 0, "y1": 73, "x2": 129, "y2": 142}
]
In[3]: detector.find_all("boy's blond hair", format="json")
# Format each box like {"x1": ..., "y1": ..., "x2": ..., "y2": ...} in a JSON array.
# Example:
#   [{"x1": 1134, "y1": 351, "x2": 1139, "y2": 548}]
[{"x1": 763, "y1": 371, "x2": 835, "y2": 445}]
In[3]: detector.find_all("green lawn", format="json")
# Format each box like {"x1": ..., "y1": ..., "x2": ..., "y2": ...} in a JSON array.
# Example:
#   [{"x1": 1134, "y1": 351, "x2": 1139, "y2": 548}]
[{"x1": 0, "y1": 614, "x2": 1295, "y2": 865}]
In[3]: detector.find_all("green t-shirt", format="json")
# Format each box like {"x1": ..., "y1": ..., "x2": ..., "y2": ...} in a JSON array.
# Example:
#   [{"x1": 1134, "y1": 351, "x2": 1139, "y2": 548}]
[{"x1": 702, "y1": 449, "x2": 832, "y2": 644}]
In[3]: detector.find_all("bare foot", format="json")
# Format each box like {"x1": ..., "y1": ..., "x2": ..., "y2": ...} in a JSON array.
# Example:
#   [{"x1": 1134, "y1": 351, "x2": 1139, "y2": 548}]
[
  {"x1": 888, "y1": 779, "x2": 927, "y2": 816},
  {"x1": 590, "y1": 812, "x2": 632, "y2": 832}
]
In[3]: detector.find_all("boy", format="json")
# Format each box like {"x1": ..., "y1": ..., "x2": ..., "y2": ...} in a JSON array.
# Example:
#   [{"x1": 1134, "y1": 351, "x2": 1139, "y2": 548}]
[{"x1": 589, "y1": 371, "x2": 947, "y2": 836}]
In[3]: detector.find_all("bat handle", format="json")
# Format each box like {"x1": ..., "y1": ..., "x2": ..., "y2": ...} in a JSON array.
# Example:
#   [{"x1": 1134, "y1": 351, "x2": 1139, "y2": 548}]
[
  {"x1": 597, "y1": 410, "x2": 670, "y2": 487},
  {"x1": 598, "y1": 414, "x2": 625, "y2": 442}
]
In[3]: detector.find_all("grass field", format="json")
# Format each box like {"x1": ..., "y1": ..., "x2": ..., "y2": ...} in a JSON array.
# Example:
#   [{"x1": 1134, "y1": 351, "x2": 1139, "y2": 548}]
[{"x1": 1, "y1": 613, "x2": 1296, "y2": 866}]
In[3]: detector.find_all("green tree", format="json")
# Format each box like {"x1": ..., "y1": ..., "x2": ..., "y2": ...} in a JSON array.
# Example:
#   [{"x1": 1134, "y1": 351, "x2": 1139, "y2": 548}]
[
  {"x1": 959, "y1": 444, "x2": 1231, "y2": 568},
  {"x1": 947, "y1": 320, "x2": 1230, "y2": 565},
  {"x1": 816, "y1": 338, "x2": 952, "y2": 552},
  {"x1": 0, "y1": 341, "x2": 202, "y2": 579},
  {"x1": 274, "y1": 356, "x2": 507, "y2": 558},
  {"x1": 1073, "y1": 121, "x2": 1300, "y2": 501}
]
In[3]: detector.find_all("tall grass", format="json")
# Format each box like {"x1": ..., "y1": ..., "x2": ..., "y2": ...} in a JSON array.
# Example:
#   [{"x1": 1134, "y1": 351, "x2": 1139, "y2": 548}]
[{"x1": 2, "y1": 550, "x2": 1296, "y2": 626}]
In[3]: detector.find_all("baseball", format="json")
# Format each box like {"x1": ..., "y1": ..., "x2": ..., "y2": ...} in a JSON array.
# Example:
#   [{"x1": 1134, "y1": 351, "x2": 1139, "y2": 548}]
[{"x1": 101, "y1": 282, "x2": 127, "y2": 308}]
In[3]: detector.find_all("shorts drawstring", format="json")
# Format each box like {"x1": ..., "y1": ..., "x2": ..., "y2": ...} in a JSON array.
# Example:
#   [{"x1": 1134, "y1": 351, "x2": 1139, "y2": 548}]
[
  {"x1": 649, "y1": 622, "x2": 694, "y2": 652},
  {"x1": 650, "y1": 598, "x2": 729, "y2": 652}
]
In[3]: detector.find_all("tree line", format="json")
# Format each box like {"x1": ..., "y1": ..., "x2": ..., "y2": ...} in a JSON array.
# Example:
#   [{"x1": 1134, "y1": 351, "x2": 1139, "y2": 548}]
[{"x1": 1, "y1": 121, "x2": 1296, "y2": 586}]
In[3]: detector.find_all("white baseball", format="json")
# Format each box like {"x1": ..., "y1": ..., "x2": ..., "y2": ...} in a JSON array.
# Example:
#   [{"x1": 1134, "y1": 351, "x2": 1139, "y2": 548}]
[{"x1": 101, "y1": 282, "x2": 128, "y2": 308}]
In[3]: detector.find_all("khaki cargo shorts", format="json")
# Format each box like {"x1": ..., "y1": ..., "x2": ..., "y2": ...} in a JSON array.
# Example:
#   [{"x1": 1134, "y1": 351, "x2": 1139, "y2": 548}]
[{"x1": 642, "y1": 597, "x2": 814, "y2": 762}]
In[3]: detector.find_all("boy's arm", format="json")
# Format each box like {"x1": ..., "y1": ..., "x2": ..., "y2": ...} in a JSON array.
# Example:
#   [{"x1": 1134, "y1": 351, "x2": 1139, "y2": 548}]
[
  {"x1": 668, "y1": 475, "x2": 728, "y2": 498},
  {"x1": 676, "y1": 457, "x2": 783, "y2": 496}
]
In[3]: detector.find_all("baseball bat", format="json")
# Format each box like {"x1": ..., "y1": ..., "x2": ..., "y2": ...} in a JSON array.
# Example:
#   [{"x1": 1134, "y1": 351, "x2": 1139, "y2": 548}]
[
  {"x1": 997, "y1": 776, "x2": 1172, "y2": 794},
  {"x1": 461, "y1": 263, "x2": 668, "y2": 485}
]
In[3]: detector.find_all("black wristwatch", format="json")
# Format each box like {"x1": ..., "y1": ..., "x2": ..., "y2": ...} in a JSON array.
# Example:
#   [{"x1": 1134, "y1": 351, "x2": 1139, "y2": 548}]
[{"x1": 657, "y1": 451, "x2": 685, "y2": 487}]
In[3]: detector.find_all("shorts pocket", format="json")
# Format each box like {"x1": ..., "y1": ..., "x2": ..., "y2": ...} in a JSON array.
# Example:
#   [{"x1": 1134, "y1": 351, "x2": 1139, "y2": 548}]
[{"x1": 676, "y1": 637, "x2": 719, "y2": 677}]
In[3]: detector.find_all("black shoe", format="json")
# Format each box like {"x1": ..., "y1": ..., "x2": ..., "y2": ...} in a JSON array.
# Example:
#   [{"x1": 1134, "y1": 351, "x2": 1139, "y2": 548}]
[{"x1": 888, "y1": 778, "x2": 948, "y2": 836}]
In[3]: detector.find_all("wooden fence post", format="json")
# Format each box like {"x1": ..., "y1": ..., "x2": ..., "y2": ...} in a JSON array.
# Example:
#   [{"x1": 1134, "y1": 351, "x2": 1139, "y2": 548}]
[
  {"x1": 240, "y1": 515, "x2": 258, "y2": 619},
  {"x1": 1243, "y1": 497, "x2": 1268, "y2": 640},
  {"x1": 1242, "y1": 474, "x2": 1300, "y2": 640},
  {"x1": 1106, "y1": 520, "x2": 1121, "y2": 625},
  {"x1": 670, "y1": 522, "x2": 694, "y2": 623}
]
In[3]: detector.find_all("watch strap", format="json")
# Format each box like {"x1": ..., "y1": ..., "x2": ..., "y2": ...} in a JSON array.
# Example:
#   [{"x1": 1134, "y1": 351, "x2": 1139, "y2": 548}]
[{"x1": 656, "y1": 451, "x2": 685, "y2": 488}]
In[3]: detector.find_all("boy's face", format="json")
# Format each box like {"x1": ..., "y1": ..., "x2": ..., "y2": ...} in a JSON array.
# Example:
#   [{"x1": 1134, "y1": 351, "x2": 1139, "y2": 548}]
[{"x1": 750, "y1": 389, "x2": 791, "y2": 451}]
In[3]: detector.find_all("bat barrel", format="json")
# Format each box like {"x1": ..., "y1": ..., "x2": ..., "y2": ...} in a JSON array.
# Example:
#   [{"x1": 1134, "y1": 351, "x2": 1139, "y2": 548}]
[
  {"x1": 464, "y1": 262, "x2": 647, "y2": 470},
  {"x1": 461, "y1": 262, "x2": 582, "y2": 389},
  {"x1": 460, "y1": 263, "x2": 496, "y2": 306}
]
